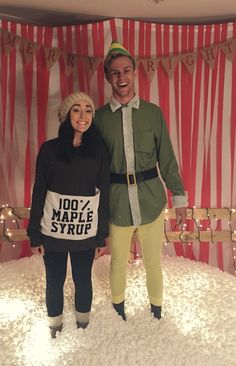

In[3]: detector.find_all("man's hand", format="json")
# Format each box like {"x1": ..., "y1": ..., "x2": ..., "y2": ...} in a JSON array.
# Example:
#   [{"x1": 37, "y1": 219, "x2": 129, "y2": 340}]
[
  {"x1": 31, "y1": 245, "x2": 45, "y2": 256},
  {"x1": 175, "y1": 207, "x2": 187, "y2": 227}
]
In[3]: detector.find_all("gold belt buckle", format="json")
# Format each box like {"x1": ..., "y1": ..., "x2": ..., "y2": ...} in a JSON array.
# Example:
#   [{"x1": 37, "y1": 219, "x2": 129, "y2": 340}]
[{"x1": 127, "y1": 172, "x2": 137, "y2": 186}]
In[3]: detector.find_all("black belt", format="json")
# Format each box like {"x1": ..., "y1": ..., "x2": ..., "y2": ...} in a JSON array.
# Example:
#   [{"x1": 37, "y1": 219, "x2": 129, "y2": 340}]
[{"x1": 110, "y1": 168, "x2": 158, "y2": 186}]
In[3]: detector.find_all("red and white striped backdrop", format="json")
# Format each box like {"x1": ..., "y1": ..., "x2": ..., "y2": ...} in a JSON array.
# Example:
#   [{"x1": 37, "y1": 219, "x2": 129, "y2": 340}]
[{"x1": 0, "y1": 18, "x2": 236, "y2": 273}]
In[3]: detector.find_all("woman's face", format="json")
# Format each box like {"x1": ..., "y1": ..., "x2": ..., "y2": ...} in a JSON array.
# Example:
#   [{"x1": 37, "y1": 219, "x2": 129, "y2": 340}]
[{"x1": 70, "y1": 100, "x2": 93, "y2": 135}]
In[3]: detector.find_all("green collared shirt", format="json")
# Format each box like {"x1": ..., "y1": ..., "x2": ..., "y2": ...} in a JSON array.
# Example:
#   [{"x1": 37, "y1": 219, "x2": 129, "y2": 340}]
[{"x1": 95, "y1": 97, "x2": 186, "y2": 227}]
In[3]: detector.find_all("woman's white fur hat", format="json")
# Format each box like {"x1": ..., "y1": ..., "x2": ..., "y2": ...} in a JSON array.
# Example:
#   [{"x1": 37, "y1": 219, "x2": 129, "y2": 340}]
[{"x1": 58, "y1": 91, "x2": 95, "y2": 123}]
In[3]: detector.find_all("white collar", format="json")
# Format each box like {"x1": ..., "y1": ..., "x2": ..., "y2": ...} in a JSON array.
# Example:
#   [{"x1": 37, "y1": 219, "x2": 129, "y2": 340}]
[{"x1": 109, "y1": 94, "x2": 140, "y2": 112}]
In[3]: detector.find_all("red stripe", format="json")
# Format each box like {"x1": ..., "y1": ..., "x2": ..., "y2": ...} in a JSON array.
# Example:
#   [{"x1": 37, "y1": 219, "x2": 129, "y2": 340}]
[
  {"x1": 166, "y1": 25, "x2": 185, "y2": 257},
  {"x1": 138, "y1": 21, "x2": 145, "y2": 100},
  {"x1": 122, "y1": 19, "x2": 136, "y2": 64},
  {"x1": 209, "y1": 25, "x2": 220, "y2": 136},
  {"x1": 122, "y1": 19, "x2": 129, "y2": 49},
  {"x1": 1, "y1": 20, "x2": 8, "y2": 148},
  {"x1": 66, "y1": 25, "x2": 74, "y2": 94},
  {"x1": 155, "y1": 24, "x2": 184, "y2": 257},
  {"x1": 162, "y1": 25, "x2": 172, "y2": 211},
  {"x1": 190, "y1": 26, "x2": 203, "y2": 206},
  {"x1": 92, "y1": 22, "x2": 105, "y2": 106},
  {"x1": 204, "y1": 25, "x2": 221, "y2": 265},
  {"x1": 173, "y1": 25, "x2": 181, "y2": 174},
  {"x1": 75, "y1": 25, "x2": 85, "y2": 91},
  {"x1": 82, "y1": 24, "x2": 89, "y2": 55},
  {"x1": 82, "y1": 24, "x2": 89, "y2": 94},
  {"x1": 20, "y1": 24, "x2": 35, "y2": 258},
  {"x1": 36, "y1": 27, "x2": 53, "y2": 149},
  {"x1": 187, "y1": 24, "x2": 195, "y2": 205},
  {"x1": 109, "y1": 19, "x2": 118, "y2": 41},
  {"x1": 8, "y1": 22, "x2": 17, "y2": 195},
  {"x1": 199, "y1": 25, "x2": 213, "y2": 264},
  {"x1": 180, "y1": 25, "x2": 195, "y2": 260},
  {"x1": 171, "y1": 25, "x2": 185, "y2": 258},
  {"x1": 0, "y1": 20, "x2": 10, "y2": 205},
  {"x1": 145, "y1": 23, "x2": 152, "y2": 57},
  {"x1": 155, "y1": 24, "x2": 165, "y2": 108},
  {"x1": 57, "y1": 27, "x2": 67, "y2": 100},
  {"x1": 98, "y1": 21, "x2": 105, "y2": 105},
  {"x1": 216, "y1": 24, "x2": 228, "y2": 271},
  {"x1": 128, "y1": 20, "x2": 135, "y2": 57},
  {"x1": 92, "y1": 22, "x2": 98, "y2": 55},
  {"x1": 201, "y1": 25, "x2": 211, "y2": 207},
  {"x1": 162, "y1": 25, "x2": 170, "y2": 125},
  {"x1": 144, "y1": 22, "x2": 151, "y2": 101},
  {"x1": 231, "y1": 24, "x2": 236, "y2": 205},
  {"x1": 9, "y1": 22, "x2": 17, "y2": 144},
  {"x1": 21, "y1": 24, "x2": 34, "y2": 207},
  {"x1": 181, "y1": 25, "x2": 192, "y2": 180}
]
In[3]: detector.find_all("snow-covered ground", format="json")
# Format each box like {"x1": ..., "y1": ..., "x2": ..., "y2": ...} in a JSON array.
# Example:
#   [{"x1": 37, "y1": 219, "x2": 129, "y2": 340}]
[{"x1": 0, "y1": 254, "x2": 236, "y2": 366}]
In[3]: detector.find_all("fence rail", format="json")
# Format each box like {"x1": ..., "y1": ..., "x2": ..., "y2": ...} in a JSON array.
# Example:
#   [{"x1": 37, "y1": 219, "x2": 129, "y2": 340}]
[{"x1": 1, "y1": 206, "x2": 236, "y2": 243}]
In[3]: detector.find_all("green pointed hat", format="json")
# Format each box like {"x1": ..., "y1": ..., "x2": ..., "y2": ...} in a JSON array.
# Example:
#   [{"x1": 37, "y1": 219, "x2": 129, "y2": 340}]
[
  {"x1": 104, "y1": 40, "x2": 135, "y2": 77},
  {"x1": 106, "y1": 41, "x2": 131, "y2": 58}
]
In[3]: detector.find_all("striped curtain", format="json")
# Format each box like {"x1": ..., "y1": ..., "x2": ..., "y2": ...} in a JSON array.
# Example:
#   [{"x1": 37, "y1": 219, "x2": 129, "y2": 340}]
[{"x1": 0, "y1": 18, "x2": 236, "y2": 273}]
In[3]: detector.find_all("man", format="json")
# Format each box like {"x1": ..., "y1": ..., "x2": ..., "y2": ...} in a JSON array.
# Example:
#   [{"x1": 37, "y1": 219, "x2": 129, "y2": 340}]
[{"x1": 95, "y1": 41, "x2": 187, "y2": 321}]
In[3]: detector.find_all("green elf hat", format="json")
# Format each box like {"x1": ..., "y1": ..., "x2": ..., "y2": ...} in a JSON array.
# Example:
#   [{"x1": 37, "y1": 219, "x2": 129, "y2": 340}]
[
  {"x1": 106, "y1": 41, "x2": 131, "y2": 58},
  {"x1": 104, "y1": 40, "x2": 135, "y2": 77}
]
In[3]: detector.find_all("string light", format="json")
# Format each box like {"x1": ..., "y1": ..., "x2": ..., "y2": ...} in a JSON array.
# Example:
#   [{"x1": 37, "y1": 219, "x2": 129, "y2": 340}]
[
  {"x1": 225, "y1": 207, "x2": 236, "y2": 276},
  {"x1": 0, "y1": 204, "x2": 29, "y2": 247},
  {"x1": 1, "y1": 204, "x2": 236, "y2": 274},
  {"x1": 163, "y1": 206, "x2": 236, "y2": 275},
  {"x1": 164, "y1": 218, "x2": 171, "y2": 244}
]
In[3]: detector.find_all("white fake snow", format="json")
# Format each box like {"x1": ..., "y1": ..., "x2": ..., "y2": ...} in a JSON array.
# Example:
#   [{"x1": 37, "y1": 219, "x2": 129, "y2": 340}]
[{"x1": 0, "y1": 254, "x2": 236, "y2": 366}]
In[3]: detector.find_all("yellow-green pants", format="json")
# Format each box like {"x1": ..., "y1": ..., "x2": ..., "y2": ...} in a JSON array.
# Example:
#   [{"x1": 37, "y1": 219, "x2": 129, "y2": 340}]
[{"x1": 109, "y1": 213, "x2": 164, "y2": 306}]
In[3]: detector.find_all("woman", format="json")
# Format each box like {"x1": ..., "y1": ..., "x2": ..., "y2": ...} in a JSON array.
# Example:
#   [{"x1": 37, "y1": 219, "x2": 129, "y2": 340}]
[{"x1": 27, "y1": 91, "x2": 109, "y2": 338}]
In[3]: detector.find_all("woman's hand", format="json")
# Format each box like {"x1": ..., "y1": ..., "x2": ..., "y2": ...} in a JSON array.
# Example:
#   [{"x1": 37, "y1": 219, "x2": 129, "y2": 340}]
[
  {"x1": 31, "y1": 245, "x2": 45, "y2": 256},
  {"x1": 95, "y1": 238, "x2": 109, "y2": 260},
  {"x1": 95, "y1": 247, "x2": 107, "y2": 260}
]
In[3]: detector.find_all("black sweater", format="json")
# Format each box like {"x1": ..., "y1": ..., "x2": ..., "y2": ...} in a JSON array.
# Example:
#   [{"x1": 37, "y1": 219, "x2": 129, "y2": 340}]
[{"x1": 27, "y1": 138, "x2": 110, "y2": 252}]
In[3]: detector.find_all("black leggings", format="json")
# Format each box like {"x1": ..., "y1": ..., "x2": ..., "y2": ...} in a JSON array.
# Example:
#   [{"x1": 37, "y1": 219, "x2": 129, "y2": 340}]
[{"x1": 43, "y1": 249, "x2": 95, "y2": 317}]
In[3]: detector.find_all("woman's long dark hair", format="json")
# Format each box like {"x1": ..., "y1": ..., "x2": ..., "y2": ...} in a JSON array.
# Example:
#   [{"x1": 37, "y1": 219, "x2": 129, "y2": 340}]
[{"x1": 57, "y1": 111, "x2": 102, "y2": 162}]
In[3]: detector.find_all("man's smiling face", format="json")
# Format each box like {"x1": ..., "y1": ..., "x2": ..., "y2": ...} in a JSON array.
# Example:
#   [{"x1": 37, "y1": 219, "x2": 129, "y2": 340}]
[{"x1": 107, "y1": 55, "x2": 136, "y2": 104}]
